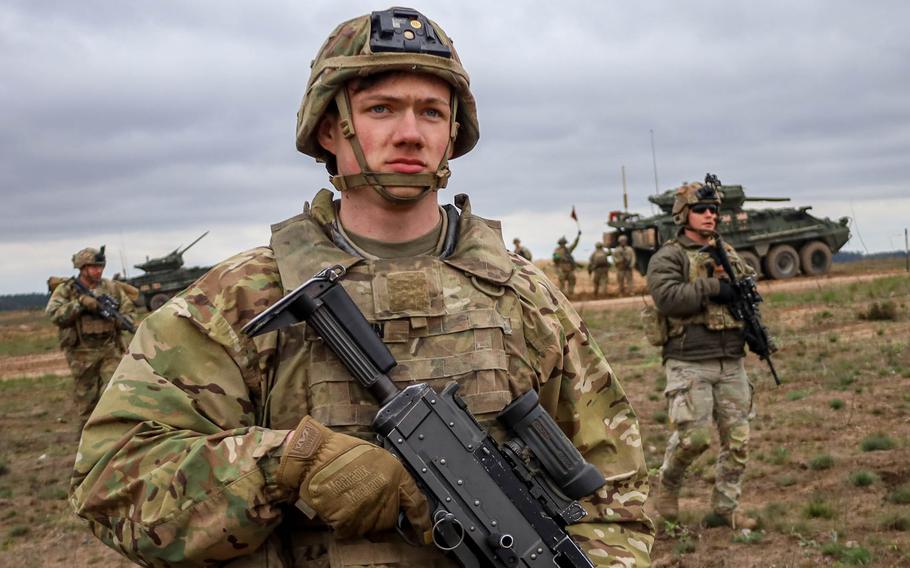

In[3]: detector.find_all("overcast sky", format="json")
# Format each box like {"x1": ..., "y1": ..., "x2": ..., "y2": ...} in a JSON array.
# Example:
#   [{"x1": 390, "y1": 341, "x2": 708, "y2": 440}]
[{"x1": 2, "y1": 1, "x2": 908, "y2": 294}]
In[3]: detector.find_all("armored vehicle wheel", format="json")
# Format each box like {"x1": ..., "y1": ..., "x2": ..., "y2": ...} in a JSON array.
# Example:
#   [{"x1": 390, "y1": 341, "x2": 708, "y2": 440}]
[
  {"x1": 149, "y1": 293, "x2": 170, "y2": 311},
  {"x1": 800, "y1": 241, "x2": 832, "y2": 276},
  {"x1": 765, "y1": 244, "x2": 800, "y2": 279},
  {"x1": 739, "y1": 251, "x2": 762, "y2": 278}
]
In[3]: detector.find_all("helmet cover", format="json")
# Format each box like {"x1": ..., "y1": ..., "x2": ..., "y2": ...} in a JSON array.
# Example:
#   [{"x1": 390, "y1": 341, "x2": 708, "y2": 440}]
[
  {"x1": 296, "y1": 8, "x2": 479, "y2": 163},
  {"x1": 72, "y1": 246, "x2": 106, "y2": 269}
]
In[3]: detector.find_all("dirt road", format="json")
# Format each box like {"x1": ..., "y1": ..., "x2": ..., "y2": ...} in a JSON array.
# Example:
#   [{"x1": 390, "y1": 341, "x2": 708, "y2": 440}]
[{"x1": 573, "y1": 269, "x2": 905, "y2": 310}]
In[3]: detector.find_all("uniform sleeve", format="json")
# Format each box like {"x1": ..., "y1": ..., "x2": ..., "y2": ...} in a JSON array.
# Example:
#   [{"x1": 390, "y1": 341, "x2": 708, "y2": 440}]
[
  {"x1": 515, "y1": 267, "x2": 654, "y2": 567},
  {"x1": 116, "y1": 283, "x2": 137, "y2": 319},
  {"x1": 569, "y1": 233, "x2": 580, "y2": 252},
  {"x1": 646, "y1": 245, "x2": 719, "y2": 318},
  {"x1": 46, "y1": 281, "x2": 82, "y2": 326},
  {"x1": 70, "y1": 252, "x2": 293, "y2": 567}
]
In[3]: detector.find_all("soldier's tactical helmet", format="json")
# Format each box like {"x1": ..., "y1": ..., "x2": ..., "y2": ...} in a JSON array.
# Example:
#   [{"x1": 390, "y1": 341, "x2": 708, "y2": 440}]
[
  {"x1": 557, "y1": 236, "x2": 568, "y2": 245},
  {"x1": 671, "y1": 180, "x2": 722, "y2": 225},
  {"x1": 296, "y1": 7, "x2": 478, "y2": 201},
  {"x1": 594, "y1": 242, "x2": 604, "y2": 248},
  {"x1": 618, "y1": 235, "x2": 628, "y2": 244},
  {"x1": 513, "y1": 238, "x2": 521, "y2": 244},
  {"x1": 72, "y1": 246, "x2": 106, "y2": 269}
]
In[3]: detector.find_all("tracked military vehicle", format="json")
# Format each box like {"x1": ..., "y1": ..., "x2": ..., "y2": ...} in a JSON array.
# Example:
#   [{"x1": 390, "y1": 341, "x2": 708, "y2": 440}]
[
  {"x1": 127, "y1": 232, "x2": 211, "y2": 310},
  {"x1": 604, "y1": 183, "x2": 851, "y2": 279}
]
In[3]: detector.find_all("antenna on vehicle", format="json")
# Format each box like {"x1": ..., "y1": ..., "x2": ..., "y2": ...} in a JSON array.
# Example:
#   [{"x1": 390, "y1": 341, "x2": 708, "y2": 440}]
[
  {"x1": 119, "y1": 231, "x2": 129, "y2": 279},
  {"x1": 849, "y1": 202, "x2": 869, "y2": 254},
  {"x1": 649, "y1": 129, "x2": 659, "y2": 215},
  {"x1": 650, "y1": 129, "x2": 660, "y2": 196},
  {"x1": 621, "y1": 165, "x2": 629, "y2": 212}
]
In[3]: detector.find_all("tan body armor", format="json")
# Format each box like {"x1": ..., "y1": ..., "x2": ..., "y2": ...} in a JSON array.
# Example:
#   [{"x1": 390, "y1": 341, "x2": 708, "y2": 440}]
[
  {"x1": 258, "y1": 197, "x2": 538, "y2": 567},
  {"x1": 665, "y1": 241, "x2": 747, "y2": 338}
]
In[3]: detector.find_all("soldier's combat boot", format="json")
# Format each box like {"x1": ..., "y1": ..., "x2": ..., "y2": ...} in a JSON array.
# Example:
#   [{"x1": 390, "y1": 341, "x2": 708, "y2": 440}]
[
  {"x1": 713, "y1": 509, "x2": 758, "y2": 530},
  {"x1": 655, "y1": 482, "x2": 679, "y2": 522}
]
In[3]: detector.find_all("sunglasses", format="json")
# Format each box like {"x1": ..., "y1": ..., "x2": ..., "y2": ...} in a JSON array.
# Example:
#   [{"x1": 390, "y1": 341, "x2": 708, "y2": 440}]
[{"x1": 690, "y1": 204, "x2": 718, "y2": 215}]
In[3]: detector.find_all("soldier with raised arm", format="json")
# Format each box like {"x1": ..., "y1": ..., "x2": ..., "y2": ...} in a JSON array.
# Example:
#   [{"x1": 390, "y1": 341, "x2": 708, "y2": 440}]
[
  {"x1": 70, "y1": 8, "x2": 654, "y2": 567},
  {"x1": 553, "y1": 232, "x2": 581, "y2": 296}
]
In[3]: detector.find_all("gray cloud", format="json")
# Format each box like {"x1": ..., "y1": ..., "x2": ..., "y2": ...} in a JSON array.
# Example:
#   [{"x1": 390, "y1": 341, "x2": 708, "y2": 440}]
[{"x1": 2, "y1": 0, "x2": 909, "y2": 293}]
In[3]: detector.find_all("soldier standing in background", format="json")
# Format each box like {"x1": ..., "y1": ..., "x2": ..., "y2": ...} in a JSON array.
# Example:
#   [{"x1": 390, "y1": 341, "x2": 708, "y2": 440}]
[
  {"x1": 46, "y1": 247, "x2": 135, "y2": 430},
  {"x1": 613, "y1": 234, "x2": 636, "y2": 295},
  {"x1": 69, "y1": 8, "x2": 653, "y2": 567},
  {"x1": 512, "y1": 237, "x2": 533, "y2": 260},
  {"x1": 553, "y1": 231, "x2": 581, "y2": 296},
  {"x1": 646, "y1": 181, "x2": 758, "y2": 530},
  {"x1": 588, "y1": 241, "x2": 611, "y2": 297}
]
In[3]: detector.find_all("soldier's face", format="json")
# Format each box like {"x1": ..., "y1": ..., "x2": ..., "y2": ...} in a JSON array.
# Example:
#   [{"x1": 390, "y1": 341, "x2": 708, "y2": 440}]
[
  {"x1": 81, "y1": 264, "x2": 104, "y2": 285},
  {"x1": 687, "y1": 205, "x2": 717, "y2": 233},
  {"x1": 318, "y1": 72, "x2": 453, "y2": 201}
]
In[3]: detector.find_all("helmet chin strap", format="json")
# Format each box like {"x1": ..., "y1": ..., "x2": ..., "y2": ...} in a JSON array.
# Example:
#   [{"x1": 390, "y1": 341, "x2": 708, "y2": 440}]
[{"x1": 328, "y1": 89, "x2": 458, "y2": 204}]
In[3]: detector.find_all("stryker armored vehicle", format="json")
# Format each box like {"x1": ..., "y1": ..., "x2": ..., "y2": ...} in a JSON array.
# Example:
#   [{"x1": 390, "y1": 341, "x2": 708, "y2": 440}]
[
  {"x1": 604, "y1": 182, "x2": 851, "y2": 279},
  {"x1": 127, "y1": 231, "x2": 211, "y2": 310}
]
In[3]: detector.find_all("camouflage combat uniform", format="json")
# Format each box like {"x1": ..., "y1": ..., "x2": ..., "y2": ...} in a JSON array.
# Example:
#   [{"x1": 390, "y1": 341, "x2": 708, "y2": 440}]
[
  {"x1": 45, "y1": 278, "x2": 134, "y2": 427},
  {"x1": 588, "y1": 245, "x2": 611, "y2": 297},
  {"x1": 70, "y1": 190, "x2": 654, "y2": 567},
  {"x1": 513, "y1": 241, "x2": 533, "y2": 261},
  {"x1": 645, "y1": 231, "x2": 754, "y2": 517},
  {"x1": 613, "y1": 244, "x2": 636, "y2": 296},
  {"x1": 552, "y1": 234, "x2": 580, "y2": 296}
]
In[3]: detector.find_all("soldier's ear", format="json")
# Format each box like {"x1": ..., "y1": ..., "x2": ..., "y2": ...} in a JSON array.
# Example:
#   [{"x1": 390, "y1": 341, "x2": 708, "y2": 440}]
[{"x1": 317, "y1": 114, "x2": 340, "y2": 157}]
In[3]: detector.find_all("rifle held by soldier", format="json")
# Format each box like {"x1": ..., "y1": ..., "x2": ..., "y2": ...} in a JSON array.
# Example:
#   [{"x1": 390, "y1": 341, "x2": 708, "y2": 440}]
[
  {"x1": 243, "y1": 265, "x2": 606, "y2": 568},
  {"x1": 72, "y1": 278, "x2": 136, "y2": 334},
  {"x1": 703, "y1": 237, "x2": 781, "y2": 385}
]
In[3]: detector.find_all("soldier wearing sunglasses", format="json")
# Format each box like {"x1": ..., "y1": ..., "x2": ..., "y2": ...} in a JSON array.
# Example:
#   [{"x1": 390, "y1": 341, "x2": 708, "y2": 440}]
[{"x1": 645, "y1": 180, "x2": 758, "y2": 530}]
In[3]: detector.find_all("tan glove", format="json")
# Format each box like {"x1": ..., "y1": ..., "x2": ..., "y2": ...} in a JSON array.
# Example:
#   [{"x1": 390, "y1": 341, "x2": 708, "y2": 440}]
[
  {"x1": 79, "y1": 295, "x2": 100, "y2": 312},
  {"x1": 277, "y1": 416, "x2": 431, "y2": 539}
]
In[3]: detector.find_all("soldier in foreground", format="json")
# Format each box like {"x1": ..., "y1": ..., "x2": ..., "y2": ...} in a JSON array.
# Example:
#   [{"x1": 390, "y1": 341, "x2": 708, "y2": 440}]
[
  {"x1": 588, "y1": 241, "x2": 611, "y2": 297},
  {"x1": 512, "y1": 237, "x2": 532, "y2": 260},
  {"x1": 613, "y1": 235, "x2": 636, "y2": 296},
  {"x1": 553, "y1": 232, "x2": 581, "y2": 296},
  {"x1": 70, "y1": 8, "x2": 653, "y2": 567},
  {"x1": 46, "y1": 247, "x2": 135, "y2": 430},
  {"x1": 646, "y1": 182, "x2": 758, "y2": 530}
]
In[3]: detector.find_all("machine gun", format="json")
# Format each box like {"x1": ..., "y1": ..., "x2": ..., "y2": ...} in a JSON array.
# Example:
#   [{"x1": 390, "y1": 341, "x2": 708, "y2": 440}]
[
  {"x1": 72, "y1": 278, "x2": 136, "y2": 334},
  {"x1": 243, "y1": 266, "x2": 606, "y2": 568},
  {"x1": 701, "y1": 174, "x2": 780, "y2": 385}
]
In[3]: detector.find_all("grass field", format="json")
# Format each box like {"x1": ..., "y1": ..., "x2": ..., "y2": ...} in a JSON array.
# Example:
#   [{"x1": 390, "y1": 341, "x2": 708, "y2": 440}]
[{"x1": 1, "y1": 261, "x2": 908, "y2": 566}]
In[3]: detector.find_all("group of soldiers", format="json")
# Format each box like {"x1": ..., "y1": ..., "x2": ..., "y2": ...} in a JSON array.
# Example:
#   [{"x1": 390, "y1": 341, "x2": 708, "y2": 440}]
[
  {"x1": 512, "y1": 233, "x2": 637, "y2": 298},
  {"x1": 45, "y1": 7, "x2": 767, "y2": 567}
]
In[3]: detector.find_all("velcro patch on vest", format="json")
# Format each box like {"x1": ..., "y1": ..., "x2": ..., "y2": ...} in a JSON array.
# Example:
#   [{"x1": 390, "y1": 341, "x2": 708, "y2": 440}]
[
  {"x1": 382, "y1": 320, "x2": 410, "y2": 343},
  {"x1": 387, "y1": 271, "x2": 430, "y2": 312}
]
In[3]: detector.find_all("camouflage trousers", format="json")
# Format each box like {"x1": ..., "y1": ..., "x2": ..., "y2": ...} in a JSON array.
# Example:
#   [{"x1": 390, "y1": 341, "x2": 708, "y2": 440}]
[
  {"x1": 659, "y1": 357, "x2": 754, "y2": 514},
  {"x1": 591, "y1": 268, "x2": 609, "y2": 296},
  {"x1": 64, "y1": 342, "x2": 123, "y2": 428},
  {"x1": 556, "y1": 266, "x2": 576, "y2": 296},
  {"x1": 617, "y1": 268, "x2": 633, "y2": 295}
]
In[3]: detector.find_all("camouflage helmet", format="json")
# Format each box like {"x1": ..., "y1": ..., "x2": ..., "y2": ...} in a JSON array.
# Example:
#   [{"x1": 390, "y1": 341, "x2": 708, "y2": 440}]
[
  {"x1": 296, "y1": 7, "x2": 478, "y2": 202},
  {"x1": 557, "y1": 236, "x2": 568, "y2": 245},
  {"x1": 72, "y1": 246, "x2": 106, "y2": 269},
  {"x1": 671, "y1": 181, "x2": 722, "y2": 225},
  {"x1": 513, "y1": 238, "x2": 521, "y2": 244},
  {"x1": 594, "y1": 241, "x2": 604, "y2": 248}
]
